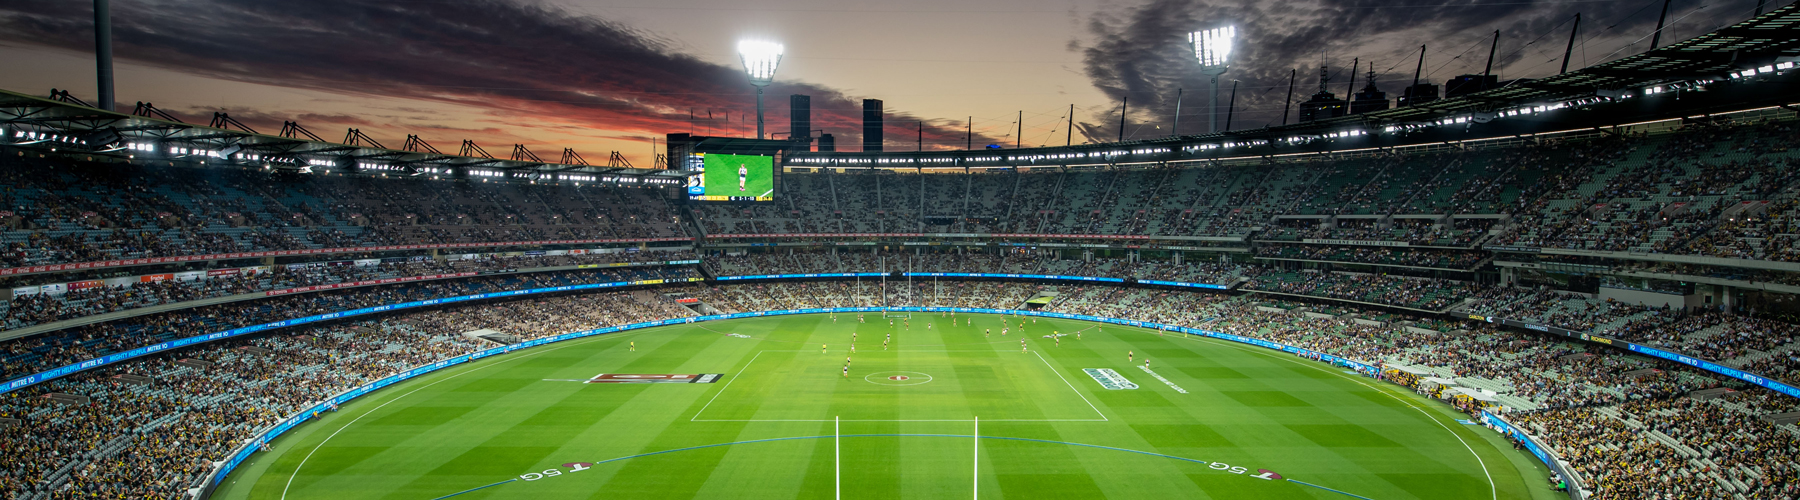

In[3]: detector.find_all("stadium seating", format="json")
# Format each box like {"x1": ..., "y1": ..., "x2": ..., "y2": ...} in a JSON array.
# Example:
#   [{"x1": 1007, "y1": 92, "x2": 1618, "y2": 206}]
[
  {"x1": 2, "y1": 120, "x2": 1798, "y2": 271},
  {"x1": 0, "y1": 158, "x2": 685, "y2": 272},
  {"x1": 9, "y1": 115, "x2": 1800, "y2": 499},
  {"x1": 6, "y1": 280, "x2": 1799, "y2": 499},
  {"x1": 0, "y1": 266, "x2": 697, "y2": 381},
  {"x1": 0, "y1": 250, "x2": 693, "y2": 332}
]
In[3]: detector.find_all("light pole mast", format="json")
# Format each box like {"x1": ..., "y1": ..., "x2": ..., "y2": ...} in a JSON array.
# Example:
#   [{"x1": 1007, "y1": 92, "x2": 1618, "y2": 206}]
[
  {"x1": 1190, "y1": 26, "x2": 1235, "y2": 135},
  {"x1": 95, "y1": 0, "x2": 114, "y2": 111},
  {"x1": 737, "y1": 41, "x2": 785, "y2": 139}
]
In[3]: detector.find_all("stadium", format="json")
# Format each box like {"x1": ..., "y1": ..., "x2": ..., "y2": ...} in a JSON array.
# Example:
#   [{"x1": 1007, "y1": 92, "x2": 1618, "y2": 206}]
[{"x1": 5, "y1": 1, "x2": 1800, "y2": 499}]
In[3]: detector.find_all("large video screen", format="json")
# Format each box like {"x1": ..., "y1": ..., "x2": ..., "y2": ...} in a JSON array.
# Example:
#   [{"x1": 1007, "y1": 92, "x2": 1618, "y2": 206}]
[{"x1": 686, "y1": 153, "x2": 774, "y2": 201}]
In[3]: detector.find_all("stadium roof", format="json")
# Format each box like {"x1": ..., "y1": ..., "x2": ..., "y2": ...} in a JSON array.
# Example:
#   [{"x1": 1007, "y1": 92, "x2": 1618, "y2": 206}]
[
  {"x1": 790, "y1": 3, "x2": 1800, "y2": 167},
  {"x1": 1366, "y1": 2, "x2": 1800, "y2": 121},
  {"x1": 9, "y1": 5, "x2": 1800, "y2": 174},
  {"x1": 0, "y1": 89, "x2": 687, "y2": 186}
]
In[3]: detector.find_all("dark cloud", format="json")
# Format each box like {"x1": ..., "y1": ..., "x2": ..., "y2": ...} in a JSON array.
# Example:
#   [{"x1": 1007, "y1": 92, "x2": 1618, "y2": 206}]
[
  {"x1": 0, "y1": 0, "x2": 998, "y2": 153},
  {"x1": 293, "y1": 113, "x2": 374, "y2": 128},
  {"x1": 1075, "y1": 0, "x2": 1766, "y2": 141}
]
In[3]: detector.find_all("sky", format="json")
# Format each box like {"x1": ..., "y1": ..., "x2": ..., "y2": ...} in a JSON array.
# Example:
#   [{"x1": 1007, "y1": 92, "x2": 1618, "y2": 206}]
[{"x1": 0, "y1": 0, "x2": 1773, "y2": 166}]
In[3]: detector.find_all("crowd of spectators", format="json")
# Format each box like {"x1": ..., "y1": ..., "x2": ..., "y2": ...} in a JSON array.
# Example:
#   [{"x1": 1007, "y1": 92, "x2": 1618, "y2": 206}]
[
  {"x1": 1244, "y1": 271, "x2": 1481, "y2": 310},
  {"x1": 1468, "y1": 287, "x2": 1670, "y2": 332},
  {"x1": 0, "y1": 286, "x2": 699, "y2": 500},
  {"x1": 0, "y1": 250, "x2": 694, "y2": 331},
  {"x1": 1254, "y1": 244, "x2": 1486, "y2": 269},
  {"x1": 1463, "y1": 286, "x2": 1800, "y2": 386},
  {"x1": 0, "y1": 266, "x2": 698, "y2": 381},
  {"x1": 1511, "y1": 394, "x2": 1800, "y2": 499},
  {"x1": 10, "y1": 117, "x2": 1800, "y2": 498},
  {"x1": 706, "y1": 250, "x2": 1257, "y2": 286},
  {"x1": 10, "y1": 119, "x2": 1800, "y2": 276},
  {"x1": 0, "y1": 276, "x2": 1796, "y2": 499},
  {"x1": 0, "y1": 157, "x2": 686, "y2": 271},
  {"x1": 1493, "y1": 121, "x2": 1800, "y2": 256},
  {"x1": 695, "y1": 120, "x2": 1800, "y2": 264},
  {"x1": 1259, "y1": 217, "x2": 1495, "y2": 247}
]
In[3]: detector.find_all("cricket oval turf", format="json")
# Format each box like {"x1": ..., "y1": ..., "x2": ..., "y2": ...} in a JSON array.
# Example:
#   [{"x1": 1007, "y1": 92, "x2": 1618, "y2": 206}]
[{"x1": 211, "y1": 313, "x2": 1555, "y2": 500}]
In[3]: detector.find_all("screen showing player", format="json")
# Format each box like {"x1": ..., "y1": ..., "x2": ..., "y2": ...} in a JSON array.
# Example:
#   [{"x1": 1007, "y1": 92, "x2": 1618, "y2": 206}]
[{"x1": 687, "y1": 153, "x2": 774, "y2": 201}]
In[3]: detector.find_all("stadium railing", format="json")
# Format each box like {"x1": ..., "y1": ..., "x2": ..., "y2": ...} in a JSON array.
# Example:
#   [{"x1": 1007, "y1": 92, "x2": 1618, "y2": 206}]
[
  {"x1": 1465, "y1": 312, "x2": 1800, "y2": 400},
  {"x1": 1481, "y1": 411, "x2": 1588, "y2": 500},
  {"x1": 0, "y1": 276, "x2": 704, "y2": 394}
]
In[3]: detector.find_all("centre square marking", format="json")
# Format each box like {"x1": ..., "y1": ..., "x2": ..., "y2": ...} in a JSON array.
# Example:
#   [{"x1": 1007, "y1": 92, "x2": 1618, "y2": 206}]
[
  {"x1": 692, "y1": 350, "x2": 1107, "y2": 422},
  {"x1": 863, "y1": 371, "x2": 933, "y2": 386}
]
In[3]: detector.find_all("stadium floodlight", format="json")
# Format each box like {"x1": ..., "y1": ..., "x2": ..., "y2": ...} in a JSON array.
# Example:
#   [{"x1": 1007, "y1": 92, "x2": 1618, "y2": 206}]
[
  {"x1": 1190, "y1": 26, "x2": 1234, "y2": 68},
  {"x1": 737, "y1": 40, "x2": 785, "y2": 140},
  {"x1": 1189, "y1": 26, "x2": 1235, "y2": 134}
]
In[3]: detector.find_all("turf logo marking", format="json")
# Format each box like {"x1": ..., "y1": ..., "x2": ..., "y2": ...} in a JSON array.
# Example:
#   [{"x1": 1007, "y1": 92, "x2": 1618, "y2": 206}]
[
  {"x1": 1207, "y1": 462, "x2": 1250, "y2": 474},
  {"x1": 472, "y1": 437, "x2": 1332, "y2": 500},
  {"x1": 1136, "y1": 366, "x2": 1188, "y2": 394},
  {"x1": 519, "y1": 462, "x2": 593, "y2": 481},
  {"x1": 542, "y1": 373, "x2": 723, "y2": 384},
  {"x1": 1082, "y1": 368, "x2": 1138, "y2": 390},
  {"x1": 517, "y1": 469, "x2": 559, "y2": 481},
  {"x1": 863, "y1": 371, "x2": 933, "y2": 386}
]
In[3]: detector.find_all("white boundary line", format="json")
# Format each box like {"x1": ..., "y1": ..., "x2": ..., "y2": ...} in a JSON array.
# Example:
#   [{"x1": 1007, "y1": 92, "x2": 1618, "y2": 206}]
[
  {"x1": 972, "y1": 416, "x2": 979, "y2": 499},
  {"x1": 834, "y1": 415, "x2": 841, "y2": 500},
  {"x1": 279, "y1": 330, "x2": 650, "y2": 500},
  {"x1": 276, "y1": 314, "x2": 1495, "y2": 499},
  {"x1": 1032, "y1": 351, "x2": 1108, "y2": 421},
  {"x1": 687, "y1": 417, "x2": 1108, "y2": 422},
  {"x1": 1165, "y1": 330, "x2": 1499, "y2": 500},
  {"x1": 281, "y1": 380, "x2": 437, "y2": 499}
]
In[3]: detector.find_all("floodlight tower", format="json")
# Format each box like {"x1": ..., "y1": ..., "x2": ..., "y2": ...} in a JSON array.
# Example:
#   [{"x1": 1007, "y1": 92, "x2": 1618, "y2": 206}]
[
  {"x1": 738, "y1": 40, "x2": 785, "y2": 140},
  {"x1": 1189, "y1": 26, "x2": 1235, "y2": 134}
]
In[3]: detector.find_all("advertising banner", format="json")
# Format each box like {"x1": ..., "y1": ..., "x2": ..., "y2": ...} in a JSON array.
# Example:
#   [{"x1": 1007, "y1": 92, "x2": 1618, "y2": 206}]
[{"x1": 68, "y1": 280, "x2": 105, "y2": 291}]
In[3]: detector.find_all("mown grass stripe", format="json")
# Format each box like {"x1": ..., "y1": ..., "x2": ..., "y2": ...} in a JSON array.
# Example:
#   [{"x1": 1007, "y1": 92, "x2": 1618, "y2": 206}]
[
  {"x1": 428, "y1": 478, "x2": 517, "y2": 500},
  {"x1": 230, "y1": 314, "x2": 1527, "y2": 500},
  {"x1": 434, "y1": 433, "x2": 1378, "y2": 500},
  {"x1": 1288, "y1": 479, "x2": 1380, "y2": 500}
]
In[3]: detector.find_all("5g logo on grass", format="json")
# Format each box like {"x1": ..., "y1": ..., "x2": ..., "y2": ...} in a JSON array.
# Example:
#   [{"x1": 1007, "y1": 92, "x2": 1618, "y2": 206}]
[
  {"x1": 519, "y1": 462, "x2": 594, "y2": 481},
  {"x1": 1200, "y1": 461, "x2": 1282, "y2": 481},
  {"x1": 1207, "y1": 462, "x2": 1249, "y2": 475}
]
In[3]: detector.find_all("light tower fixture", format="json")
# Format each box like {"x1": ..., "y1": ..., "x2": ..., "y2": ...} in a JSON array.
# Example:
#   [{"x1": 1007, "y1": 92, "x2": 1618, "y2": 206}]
[
  {"x1": 737, "y1": 40, "x2": 785, "y2": 140},
  {"x1": 1189, "y1": 26, "x2": 1235, "y2": 135}
]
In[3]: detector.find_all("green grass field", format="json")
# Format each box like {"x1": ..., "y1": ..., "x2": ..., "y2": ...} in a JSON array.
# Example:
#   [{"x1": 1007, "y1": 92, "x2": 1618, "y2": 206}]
[
  {"x1": 702, "y1": 154, "x2": 774, "y2": 199},
  {"x1": 213, "y1": 313, "x2": 1561, "y2": 499}
]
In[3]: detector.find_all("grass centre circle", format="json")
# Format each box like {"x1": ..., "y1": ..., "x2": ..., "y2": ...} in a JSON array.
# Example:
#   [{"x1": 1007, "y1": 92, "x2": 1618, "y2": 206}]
[{"x1": 862, "y1": 370, "x2": 933, "y2": 386}]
